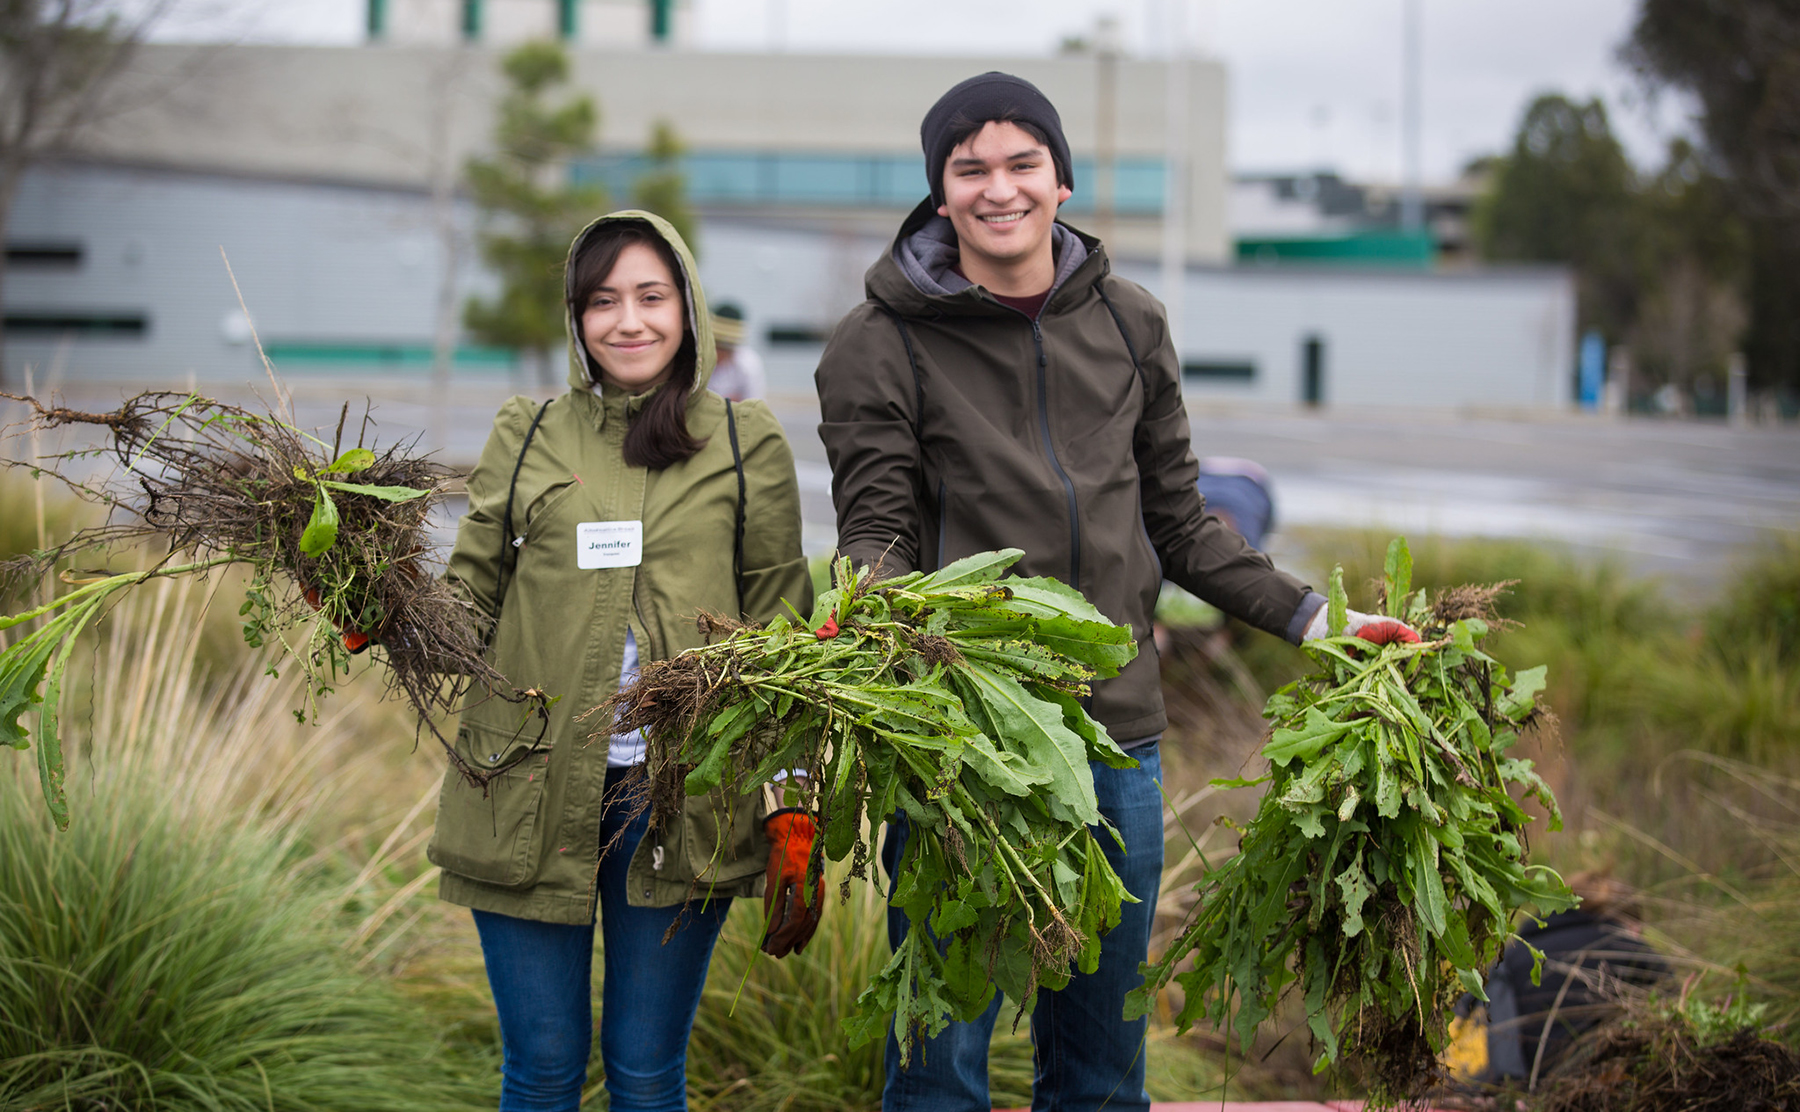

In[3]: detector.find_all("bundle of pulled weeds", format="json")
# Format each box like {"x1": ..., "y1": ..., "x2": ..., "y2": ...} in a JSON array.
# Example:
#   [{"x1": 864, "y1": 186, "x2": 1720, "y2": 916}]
[
  {"x1": 605, "y1": 549, "x2": 1139, "y2": 1061},
  {"x1": 1127, "y1": 539, "x2": 1577, "y2": 1107},
  {"x1": 1532, "y1": 1000, "x2": 1800, "y2": 1112},
  {"x1": 1, "y1": 390, "x2": 521, "y2": 827}
]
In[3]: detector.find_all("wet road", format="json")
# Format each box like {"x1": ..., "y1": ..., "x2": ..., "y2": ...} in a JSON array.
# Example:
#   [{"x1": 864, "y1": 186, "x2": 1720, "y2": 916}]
[{"x1": 13, "y1": 379, "x2": 1798, "y2": 599}]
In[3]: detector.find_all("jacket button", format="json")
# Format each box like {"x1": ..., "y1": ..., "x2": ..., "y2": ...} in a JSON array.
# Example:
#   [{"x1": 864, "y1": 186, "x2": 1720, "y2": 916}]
[{"x1": 643, "y1": 888, "x2": 652, "y2": 899}]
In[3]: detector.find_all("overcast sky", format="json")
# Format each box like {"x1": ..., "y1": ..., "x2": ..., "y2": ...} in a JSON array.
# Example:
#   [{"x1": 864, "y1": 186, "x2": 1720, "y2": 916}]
[{"x1": 162, "y1": 0, "x2": 1694, "y2": 183}]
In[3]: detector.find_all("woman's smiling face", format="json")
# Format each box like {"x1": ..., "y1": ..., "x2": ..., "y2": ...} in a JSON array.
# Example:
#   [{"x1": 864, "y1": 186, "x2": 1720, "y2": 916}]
[{"x1": 580, "y1": 241, "x2": 687, "y2": 393}]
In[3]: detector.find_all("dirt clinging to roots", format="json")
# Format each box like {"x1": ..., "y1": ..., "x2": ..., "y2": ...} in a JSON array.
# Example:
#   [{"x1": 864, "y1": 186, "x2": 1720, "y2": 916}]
[{"x1": 2, "y1": 390, "x2": 533, "y2": 782}]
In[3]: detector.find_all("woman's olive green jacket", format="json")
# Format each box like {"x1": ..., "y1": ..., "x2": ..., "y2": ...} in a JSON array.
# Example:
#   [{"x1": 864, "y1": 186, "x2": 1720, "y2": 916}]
[{"x1": 428, "y1": 211, "x2": 813, "y2": 924}]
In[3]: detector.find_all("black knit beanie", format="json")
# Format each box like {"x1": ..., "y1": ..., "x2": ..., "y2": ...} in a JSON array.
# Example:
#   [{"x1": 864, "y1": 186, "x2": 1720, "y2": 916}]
[{"x1": 920, "y1": 72, "x2": 1073, "y2": 209}]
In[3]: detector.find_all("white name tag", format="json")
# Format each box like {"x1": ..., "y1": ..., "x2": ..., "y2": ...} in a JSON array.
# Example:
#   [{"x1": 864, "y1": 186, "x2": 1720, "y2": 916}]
[{"x1": 576, "y1": 521, "x2": 643, "y2": 569}]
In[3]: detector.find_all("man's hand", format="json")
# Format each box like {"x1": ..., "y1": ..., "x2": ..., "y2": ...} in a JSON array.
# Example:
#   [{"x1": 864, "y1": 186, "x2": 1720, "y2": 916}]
[
  {"x1": 761, "y1": 808, "x2": 825, "y2": 957},
  {"x1": 1303, "y1": 605, "x2": 1421, "y2": 646}
]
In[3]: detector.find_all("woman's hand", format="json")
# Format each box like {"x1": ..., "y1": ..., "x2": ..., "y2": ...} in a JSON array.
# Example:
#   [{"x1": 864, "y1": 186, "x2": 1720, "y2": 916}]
[{"x1": 760, "y1": 809, "x2": 825, "y2": 957}]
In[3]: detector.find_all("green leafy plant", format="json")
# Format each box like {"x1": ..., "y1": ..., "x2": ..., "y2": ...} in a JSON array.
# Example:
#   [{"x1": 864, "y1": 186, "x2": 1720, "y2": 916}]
[
  {"x1": 1129, "y1": 538, "x2": 1577, "y2": 1104},
  {"x1": 0, "y1": 390, "x2": 525, "y2": 828},
  {"x1": 609, "y1": 549, "x2": 1139, "y2": 1061},
  {"x1": 0, "y1": 588, "x2": 488, "y2": 1112}
]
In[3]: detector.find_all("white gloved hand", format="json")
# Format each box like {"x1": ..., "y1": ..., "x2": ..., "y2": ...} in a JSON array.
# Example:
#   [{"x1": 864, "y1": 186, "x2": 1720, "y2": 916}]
[{"x1": 1303, "y1": 605, "x2": 1421, "y2": 645}]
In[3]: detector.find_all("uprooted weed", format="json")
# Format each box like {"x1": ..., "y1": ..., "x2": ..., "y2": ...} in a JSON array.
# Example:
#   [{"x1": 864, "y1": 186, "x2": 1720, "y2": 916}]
[{"x1": 1, "y1": 390, "x2": 532, "y2": 783}]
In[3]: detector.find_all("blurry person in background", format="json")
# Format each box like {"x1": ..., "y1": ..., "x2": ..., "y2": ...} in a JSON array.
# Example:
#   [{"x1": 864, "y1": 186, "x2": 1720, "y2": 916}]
[
  {"x1": 1154, "y1": 457, "x2": 1279, "y2": 655},
  {"x1": 1446, "y1": 873, "x2": 1671, "y2": 1088},
  {"x1": 1194, "y1": 457, "x2": 1275, "y2": 549},
  {"x1": 709, "y1": 302, "x2": 766, "y2": 401}
]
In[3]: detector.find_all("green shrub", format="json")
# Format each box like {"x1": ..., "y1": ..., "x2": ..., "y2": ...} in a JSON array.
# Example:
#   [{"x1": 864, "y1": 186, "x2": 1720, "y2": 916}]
[
  {"x1": 1709, "y1": 530, "x2": 1800, "y2": 660},
  {"x1": 0, "y1": 589, "x2": 485, "y2": 1111},
  {"x1": 685, "y1": 865, "x2": 1035, "y2": 1111}
]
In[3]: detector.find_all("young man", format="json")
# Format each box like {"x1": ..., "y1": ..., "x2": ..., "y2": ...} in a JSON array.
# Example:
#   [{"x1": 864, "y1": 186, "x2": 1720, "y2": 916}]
[{"x1": 814, "y1": 72, "x2": 1411, "y2": 1111}]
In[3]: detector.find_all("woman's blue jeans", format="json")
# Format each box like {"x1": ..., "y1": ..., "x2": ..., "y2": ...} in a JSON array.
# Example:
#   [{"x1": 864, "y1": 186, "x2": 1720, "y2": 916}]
[
  {"x1": 881, "y1": 743, "x2": 1164, "y2": 1112},
  {"x1": 472, "y1": 766, "x2": 732, "y2": 1112}
]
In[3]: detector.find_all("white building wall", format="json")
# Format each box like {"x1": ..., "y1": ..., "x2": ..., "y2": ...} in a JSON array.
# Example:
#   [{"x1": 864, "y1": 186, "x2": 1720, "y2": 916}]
[
  {"x1": 72, "y1": 44, "x2": 1230, "y2": 263},
  {"x1": 3, "y1": 164, "x2": 1574, "y2": 415},
  {"x1": 1105, "y1": 263, "x2": 1576, "y2": 410},
  {"x1": 4, "y1": 164, "x2": 496, "y2": 386}
]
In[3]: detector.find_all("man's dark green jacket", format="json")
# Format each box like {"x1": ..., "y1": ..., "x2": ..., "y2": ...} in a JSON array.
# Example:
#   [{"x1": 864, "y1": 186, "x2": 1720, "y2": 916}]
[{"x1": 816, "y1": 203, "x2": 1318, "y2": 743}]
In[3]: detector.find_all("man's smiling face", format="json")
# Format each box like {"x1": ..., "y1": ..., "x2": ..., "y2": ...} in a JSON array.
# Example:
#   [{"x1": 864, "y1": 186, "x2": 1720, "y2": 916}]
[{"x1": 937, "y1": 120, "x2": 1073, "y2": 281}]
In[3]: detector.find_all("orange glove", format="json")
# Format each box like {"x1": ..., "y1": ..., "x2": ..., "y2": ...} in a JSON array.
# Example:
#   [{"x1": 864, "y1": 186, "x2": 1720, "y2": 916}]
[
  {"x1": 761, "y1": 808, "x2": 825, "y2": 957},
  {"x1": 303, "y1": 587, "x2": 371, "y2": 654}
]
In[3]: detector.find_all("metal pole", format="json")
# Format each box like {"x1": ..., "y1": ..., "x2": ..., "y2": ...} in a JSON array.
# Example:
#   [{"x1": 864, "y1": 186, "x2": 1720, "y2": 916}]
[
  {"x1": 1400, "y1": 0, "x2": 1423, "y2": 231},
  {"x1": 1159, "y1": 0, "x2": 1188, "y2": 360},
  {"x1": 1095, "y1": 17, "x2": 1119, "y2": 248},
  {"x1": 1728, "y1": 351, "x2": 1748, "y2": 427}
]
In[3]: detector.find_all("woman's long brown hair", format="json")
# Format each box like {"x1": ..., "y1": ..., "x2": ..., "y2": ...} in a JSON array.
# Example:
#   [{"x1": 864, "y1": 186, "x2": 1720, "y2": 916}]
[{"x1": 567, "y1": 220, "x2": 706, "y2": 469}]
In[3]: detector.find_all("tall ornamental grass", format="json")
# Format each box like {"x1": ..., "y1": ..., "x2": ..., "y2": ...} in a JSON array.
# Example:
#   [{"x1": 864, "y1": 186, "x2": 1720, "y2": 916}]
[{"x1": 0, "y1": 578, "x2": 486, "y2": 1110}]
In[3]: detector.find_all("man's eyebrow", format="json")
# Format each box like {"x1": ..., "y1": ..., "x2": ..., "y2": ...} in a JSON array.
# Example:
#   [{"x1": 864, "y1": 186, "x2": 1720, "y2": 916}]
[{"x1": 949, "y1": 147, "x2": 1046, "y2": 168}]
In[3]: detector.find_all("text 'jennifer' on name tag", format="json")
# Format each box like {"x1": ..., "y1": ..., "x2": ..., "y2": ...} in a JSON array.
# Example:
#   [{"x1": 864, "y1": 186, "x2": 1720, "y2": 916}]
[{"x1": 576, "y1": 521, "x2": 644, "y2": 569}]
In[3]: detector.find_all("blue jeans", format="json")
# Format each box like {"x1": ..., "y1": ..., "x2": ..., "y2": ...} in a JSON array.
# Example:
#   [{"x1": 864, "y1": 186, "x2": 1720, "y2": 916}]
[
  {"x1": 473, "y1": 766, "x2": 732, "y2": 1112},
  {"x1": 881, "y1": 743, "x2": 1164, "y2": 1112}
]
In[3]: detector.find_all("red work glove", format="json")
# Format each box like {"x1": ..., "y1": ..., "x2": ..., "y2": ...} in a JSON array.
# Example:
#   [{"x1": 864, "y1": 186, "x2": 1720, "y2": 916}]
[
  {"x1": 303, "y1": 587, "x2": 372, "y2": 654},
  {"x1": 1353, "y1": 617, "x2": 1421, "y2": 645},
  {"x1": 1303, "y1": 605, "x2": 1422, "y2": 646},
  {"x1": 761, "y1": 808, "x2": 825, "y2": 957}
]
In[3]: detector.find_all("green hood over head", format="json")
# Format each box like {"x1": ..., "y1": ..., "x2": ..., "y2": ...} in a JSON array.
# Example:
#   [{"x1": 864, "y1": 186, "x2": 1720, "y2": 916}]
[{"x1": 563, "y1": 209, "x2": 715, "y2": 396}]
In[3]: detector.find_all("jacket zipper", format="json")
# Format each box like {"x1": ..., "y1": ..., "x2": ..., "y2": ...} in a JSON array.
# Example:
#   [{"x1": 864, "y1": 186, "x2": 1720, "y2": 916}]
[
  {"x1": 936, "y1": 478, "x2": 948, "y2": 569},
  {"x1": 1031, "y1": 318, "x2": 1082, "y2": 590}
]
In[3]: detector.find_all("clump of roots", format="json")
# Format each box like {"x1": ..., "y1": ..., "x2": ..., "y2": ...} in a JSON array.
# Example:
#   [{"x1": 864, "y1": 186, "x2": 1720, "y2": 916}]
[
  {"x1": 911, "y1": 633, "x2": 963, "y2": 667},
  {"x1": 2, "y1": 390, "x2": 525, "y2": 780},
  {"x1": 1535, "y1": 1009, "x2": 1800, "y2": 1111},
  {"x1": 1431, "y1": 580, "x2": 1520, "y2": 626}
]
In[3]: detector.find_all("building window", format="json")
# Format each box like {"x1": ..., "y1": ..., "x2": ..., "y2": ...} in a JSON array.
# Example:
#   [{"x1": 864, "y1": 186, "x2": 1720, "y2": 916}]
[
  {"x1": 767, "y1": 325, "x2": 831, "y2": 346},
  {"x1": 573, "y1": 150, "x2": 1165, "y2": 213},
  {"x1": 6, "y1": 242, "x2": 82, "y2": 268},
  {"x1": 6, "y1": 312, "x2": 147, "y2": 338},
  {"x1": 1183, "y1": 360, "x2": 1256, "y2": 381}
]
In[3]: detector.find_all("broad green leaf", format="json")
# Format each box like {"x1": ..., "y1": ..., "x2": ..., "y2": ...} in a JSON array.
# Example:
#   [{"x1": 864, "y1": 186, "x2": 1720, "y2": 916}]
[
  {"x1": 915, "y1": 549, "x2": 1022, "y2": 590},
  {"x1": 1262, "y1": 707, "x2": 1353, "y2": 766},
  {"x1": 1497, "y1": 665, "x2": 1547, "y2": 719},
  {"x1": 298, "y1": 487, "x2": 340, "y2": 557},
  {"x1": 1383, "y1": 537, "x2": 1413, "y2": 618},
  {"x1": 1335, "y1": 851, "x2": 1373, "y2": 937},
  {"x1": 961, "y1": 735, "x2": 1049, "y2": 796},
  {"x1": 1030, "y1": 683, "x2": 1134, "y2": 769},
  {"x1": 0, "y1": 631, "x2": 58, "y2": 750},
  {"x1": 999, "y1": 578, "x2": 1112, "y2": 625},
  {"x1": 318, "y1": 479, "x2": 428, "y2": 502},
  {"x1": 954, "y1": 660, "x2": 1099, "y2": 824},
  {"x1": 324, "y1": 447, "x2": 376, "y2": 474}
]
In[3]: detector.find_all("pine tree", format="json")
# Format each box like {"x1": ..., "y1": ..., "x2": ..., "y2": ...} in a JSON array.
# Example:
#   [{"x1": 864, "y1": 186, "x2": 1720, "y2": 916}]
[
  {"x1": 632, "y1": 120, "x2": 698, "y2": 255},
  {"x1": 463, "y1": 41, "x2": 606, "y2": 386}
]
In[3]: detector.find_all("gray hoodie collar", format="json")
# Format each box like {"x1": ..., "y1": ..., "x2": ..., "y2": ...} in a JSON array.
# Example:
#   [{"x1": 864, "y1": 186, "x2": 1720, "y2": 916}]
[{"x1": 893, "y1": 215, "x2": 1089, "y2": 303}]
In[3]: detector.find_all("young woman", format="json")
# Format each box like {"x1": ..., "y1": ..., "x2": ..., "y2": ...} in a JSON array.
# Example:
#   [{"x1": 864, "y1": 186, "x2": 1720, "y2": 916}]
[{"x1": 426, "y1": 211, "x2": 813, "y2": 1112}]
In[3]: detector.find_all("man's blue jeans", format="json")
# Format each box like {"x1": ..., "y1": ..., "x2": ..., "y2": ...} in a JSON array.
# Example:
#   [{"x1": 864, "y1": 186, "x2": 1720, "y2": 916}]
[
  {"x1": 881, "y1": 743, "x2": 1164, "y2": 1112},
  {"x1": 472, "y1": 766, "x2": 732, "y2": 1112}
]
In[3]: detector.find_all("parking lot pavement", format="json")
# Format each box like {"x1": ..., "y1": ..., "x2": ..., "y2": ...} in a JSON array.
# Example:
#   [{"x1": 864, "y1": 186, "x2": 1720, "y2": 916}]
[{"x1": 769, "y1": 395, "x2": 1800, "y2": 597}]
